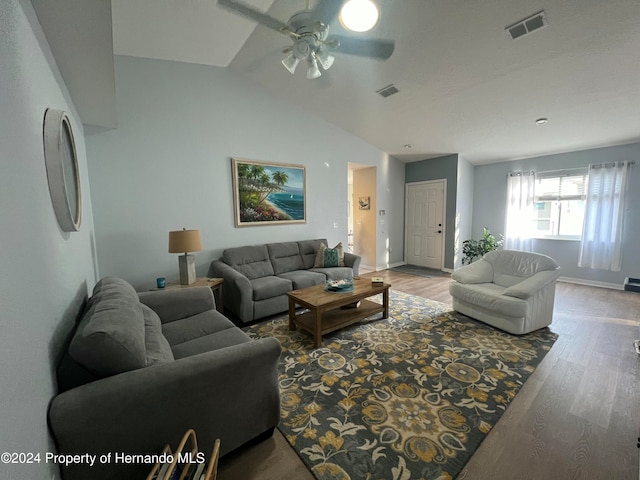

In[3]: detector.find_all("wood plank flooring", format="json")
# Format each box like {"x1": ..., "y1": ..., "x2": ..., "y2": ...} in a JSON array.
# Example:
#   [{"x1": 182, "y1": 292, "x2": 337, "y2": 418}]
[{"x1": 218, "y1": 271, "x2": 640, "y2": 480}]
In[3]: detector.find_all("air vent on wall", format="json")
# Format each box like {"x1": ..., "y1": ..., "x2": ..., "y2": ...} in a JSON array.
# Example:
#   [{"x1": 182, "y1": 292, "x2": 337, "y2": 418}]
[
  {"x1": 376, "y1": 84, "x2": 399, "y2": 98},
  {"x1": 506, "y1": 11, "x2": 548, "y2": 40}
]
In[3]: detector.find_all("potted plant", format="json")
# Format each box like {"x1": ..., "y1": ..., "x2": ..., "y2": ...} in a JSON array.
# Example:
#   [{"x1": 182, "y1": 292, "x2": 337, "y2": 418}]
[{"x1": 461, "y1": 228, "x2": 504, "y2": 265}]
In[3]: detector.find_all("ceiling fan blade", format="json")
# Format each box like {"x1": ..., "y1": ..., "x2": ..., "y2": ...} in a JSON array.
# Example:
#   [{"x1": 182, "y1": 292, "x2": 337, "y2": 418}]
[
  {"x1": 327, "y1": 35, "x2": 395, "y2": 60},
  {"x1": 218, "y1": 0, "x2": 291, "y2": 34},
  {"x1": 312, "y1": 0, "x2": 343, "y2": 26}
]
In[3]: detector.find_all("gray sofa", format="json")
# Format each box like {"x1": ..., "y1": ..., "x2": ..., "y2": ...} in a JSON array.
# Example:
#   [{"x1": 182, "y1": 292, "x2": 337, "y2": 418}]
[
  {"x1": 48, "y1": 276, "x2": 281, "y2": 480},
  {"x1": 210, "y1": 239, "x2": 361, "y2": 324}
]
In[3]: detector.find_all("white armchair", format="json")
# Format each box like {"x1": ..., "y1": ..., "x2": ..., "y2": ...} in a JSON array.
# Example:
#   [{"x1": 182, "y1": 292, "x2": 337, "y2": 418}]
[{"x1": 449, "y1": 250, "x2": 560, "y2": 334}]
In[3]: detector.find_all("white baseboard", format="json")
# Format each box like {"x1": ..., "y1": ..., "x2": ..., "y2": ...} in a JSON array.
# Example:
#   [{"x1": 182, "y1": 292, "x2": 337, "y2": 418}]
[{"x1": 558, "y1": 276, "x2": 623, "y2": 290}]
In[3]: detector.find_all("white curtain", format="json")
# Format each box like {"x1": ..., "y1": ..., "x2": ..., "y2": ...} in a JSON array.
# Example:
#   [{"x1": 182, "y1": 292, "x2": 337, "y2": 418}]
[
  {"x1": 578, "y1": 162, "x2": 629, "y2": 271},
  {"x1": 504, "y1": 171, "x2": 535, "y2": 251}
]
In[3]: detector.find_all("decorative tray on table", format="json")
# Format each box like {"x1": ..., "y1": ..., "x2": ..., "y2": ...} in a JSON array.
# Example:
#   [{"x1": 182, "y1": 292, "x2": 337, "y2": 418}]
[{"x1": 325, "y1": 279, "x2": 354, "y2": 293}]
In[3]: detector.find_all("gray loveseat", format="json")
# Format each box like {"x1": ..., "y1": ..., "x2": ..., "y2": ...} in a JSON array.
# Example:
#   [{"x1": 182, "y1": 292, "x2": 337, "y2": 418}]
[
  {"x1": 210, "y1": 239, "x2": 361, "y2": 324},
  {"x1": 48, "y1": 276, "x2": 281, "y2": 480}
]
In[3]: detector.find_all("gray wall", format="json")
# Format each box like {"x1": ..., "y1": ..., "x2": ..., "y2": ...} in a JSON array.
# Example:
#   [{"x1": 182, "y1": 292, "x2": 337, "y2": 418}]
[
  {"x1": 0, "y1": 1, "x2": 98, "y2": 478},
  {"x1": 472, "y1": 142, "x2": 640, "y2": 287},
  {"x1": 405, "y1": 154, "x2": 459, "y2": 269},
  {"x1": 86, "y1": 56, "x2": 406, "y2": 289}
]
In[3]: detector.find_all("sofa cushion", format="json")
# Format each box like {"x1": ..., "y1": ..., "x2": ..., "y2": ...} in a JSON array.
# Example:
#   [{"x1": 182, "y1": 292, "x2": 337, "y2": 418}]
[
  {"x1": 278, "y1": 270, "x2": 326, "y2": 289},
  {"x1": 267, "y1": 242, "x2": 304, "y2": 275},
  {"x1": 251, "y1": 276, "x2": 292, "y2": 301},
  {"x1": 298, "y1": 239, "x2": 327, "y2": 269},
  {"x1": 313, "y1": 242, "x2": 345, "y2": 268},
  {"x1": 223, "y1": 244, "x2": 274, "y2": 280},
  {"x1": 171, "y1": 328, "x2": 253, "y2": 359},
  {"x1": 310, "y1": 267, "x2": 354, "y2": 281},
  {"x1": 87, "y1": 276, "x2": 139, "y2": 309},
  {"x1": 162, "y1": 310, "x2": 236, "y2": 346},
  {"x1": 142, "y1": 305, "x2": 174, "y2": 366},
  {"x1": 448, "y1": 281, "x2": 528, "y2": 318},
  {"x1": 69, "y1": 280, "x2": 146, "y2": 377}
]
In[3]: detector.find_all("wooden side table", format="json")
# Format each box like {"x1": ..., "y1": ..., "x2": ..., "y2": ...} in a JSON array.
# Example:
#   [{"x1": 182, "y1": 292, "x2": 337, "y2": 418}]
[{"x1": 152, "y1": 277, "x2": 224, "y2": 313}]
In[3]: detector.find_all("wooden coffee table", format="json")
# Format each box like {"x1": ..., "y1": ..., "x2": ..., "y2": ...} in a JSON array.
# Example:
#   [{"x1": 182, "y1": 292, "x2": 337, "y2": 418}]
[{"x1": 288, "y1": 278, "x2": 390, "y2": 348}]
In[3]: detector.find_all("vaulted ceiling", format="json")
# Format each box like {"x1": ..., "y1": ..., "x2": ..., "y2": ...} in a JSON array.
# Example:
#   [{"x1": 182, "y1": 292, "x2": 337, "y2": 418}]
[{"x1": 35, "y1": 0, "x2": 640, "y2": 165}]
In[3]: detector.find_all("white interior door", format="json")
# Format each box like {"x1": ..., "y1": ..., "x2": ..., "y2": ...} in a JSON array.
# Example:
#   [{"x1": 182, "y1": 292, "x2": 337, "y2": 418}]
[{"x1": 405, "y1": 180, "x2": 445, "y2": 269}]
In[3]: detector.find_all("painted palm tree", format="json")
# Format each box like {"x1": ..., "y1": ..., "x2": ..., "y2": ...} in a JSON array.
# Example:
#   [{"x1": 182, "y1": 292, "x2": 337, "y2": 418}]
[
  {"x1": 237, "y1": 164, "x2": 288, "y2": 211},
  {"x1": 272, "y1": 170, "x2": 288, "y2": 187}
]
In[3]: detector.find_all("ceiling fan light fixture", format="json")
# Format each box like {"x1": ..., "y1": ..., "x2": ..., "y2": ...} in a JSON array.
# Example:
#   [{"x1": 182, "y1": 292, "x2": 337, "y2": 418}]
[
  {"x1": 282, "y1": 53, "x2": 300, "y2": 75},
  {"x1": 316, "y1": 47, "x2": 335, "y2": 70},
  {"x1": 306, "y1": 55, "x2": 322, "y2": 79},
  {"x1": 339, "y1": 0, "x2": 380, "y2": 33}
]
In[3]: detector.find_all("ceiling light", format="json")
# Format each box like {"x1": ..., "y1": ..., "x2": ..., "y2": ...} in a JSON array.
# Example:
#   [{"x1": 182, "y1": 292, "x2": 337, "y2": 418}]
[
  {"x1": 282, "y1": 53, "x2": 300, "y2": 75},
  {"x1": 316, "y1": 47, "x2": 335, "y2": 70},
  {"x1": 535, "y1": 117, "x2": 548, "y2": 125},
  {"x1": 339, "y1": 0, "x2": 380, "y2": 33},
  {"x1": 306, "y1": 55, "x2": 321, "y2": 79},
  {"x1": 404, "y1": 144, "x2": 413, "y2": 149}
]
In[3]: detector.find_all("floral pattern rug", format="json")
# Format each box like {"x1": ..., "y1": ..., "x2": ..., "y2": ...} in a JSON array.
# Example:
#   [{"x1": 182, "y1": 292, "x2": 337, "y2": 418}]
[{"x1": 244, "y1": 291, "x2": 558, "y2": 480}]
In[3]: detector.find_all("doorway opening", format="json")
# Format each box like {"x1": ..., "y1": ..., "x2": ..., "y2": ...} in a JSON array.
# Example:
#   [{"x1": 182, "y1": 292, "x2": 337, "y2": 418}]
[{"x1": 348, "y1": 163, "x2": 377, "y2": 273}]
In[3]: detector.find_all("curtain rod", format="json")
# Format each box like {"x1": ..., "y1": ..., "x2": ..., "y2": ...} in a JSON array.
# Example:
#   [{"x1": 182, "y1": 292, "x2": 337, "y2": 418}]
[
  {"x1": 507, "y1": 170, "x2": 534, "y2": 177},
  {"x1": 508, "y1": 161, "x2": 635, "y2": 177},
  {"x1": 589, "y1": 160, "x2": 636, "y2": 169}
]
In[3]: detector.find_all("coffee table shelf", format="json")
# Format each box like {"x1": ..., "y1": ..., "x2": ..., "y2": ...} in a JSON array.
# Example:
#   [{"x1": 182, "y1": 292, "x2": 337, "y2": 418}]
[
  {"x1": 288, "y1": 279, "x2": 390, "y2": 348},
  {"x1": 292, "y1": 299, "x2": 383, "y2": 338}
]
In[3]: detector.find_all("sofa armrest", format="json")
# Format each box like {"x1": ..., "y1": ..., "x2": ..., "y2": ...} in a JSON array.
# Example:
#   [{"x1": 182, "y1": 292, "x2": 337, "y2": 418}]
[
  {"x1": 138, "y1": 287, "x2": 215, "y2": 323},
  {"x1": 451, "y1": 259, "x2": 494, "y2": 284},
  {"x1": 49, "y1": 337, "x2": 281, "y2": 480},
  {"x1": 210, "y1": 260, "x2": 254, "y2": 322},
  {"x1": 503, "y1": 269, "x2": 561, "y2": 299},
  {"x1": 343, "y1": 252, "x2": 361, "y2": 277}
]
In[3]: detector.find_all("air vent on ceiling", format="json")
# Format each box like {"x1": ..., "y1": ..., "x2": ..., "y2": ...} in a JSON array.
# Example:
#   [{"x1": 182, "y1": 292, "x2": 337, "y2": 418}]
[
  {"x1": 376, "y1": 84, "x2": 399, "y2": 98},
  {"x1": 506, "y1": 11, "x2": 548, "y2": 40}
]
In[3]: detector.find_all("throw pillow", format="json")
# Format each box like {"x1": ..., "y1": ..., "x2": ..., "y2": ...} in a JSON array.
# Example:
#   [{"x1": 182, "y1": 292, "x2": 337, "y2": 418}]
[{"x1": 313, "y1": 242, "x2": 345, "y2": 268}]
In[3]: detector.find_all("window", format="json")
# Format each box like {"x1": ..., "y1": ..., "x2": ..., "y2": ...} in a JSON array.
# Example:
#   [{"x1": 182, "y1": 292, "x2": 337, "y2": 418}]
[{"x1": 533, "y1": 170, "x2": 588, "y2": 239}]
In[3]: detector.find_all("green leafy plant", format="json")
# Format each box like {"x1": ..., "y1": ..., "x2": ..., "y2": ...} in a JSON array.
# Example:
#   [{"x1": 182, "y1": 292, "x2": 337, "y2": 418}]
[{"x1": 461, "y1": 227, "x2": 504, "y2": 265}]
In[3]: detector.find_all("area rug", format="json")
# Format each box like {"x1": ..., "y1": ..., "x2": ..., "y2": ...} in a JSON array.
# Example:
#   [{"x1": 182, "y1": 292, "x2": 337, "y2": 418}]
[
  {"x1": 244, "y1": 291, "x2": 557, "y2": 480},
  {"x1": 389, "y1": 264, "x2": 449, "y2": 278}
]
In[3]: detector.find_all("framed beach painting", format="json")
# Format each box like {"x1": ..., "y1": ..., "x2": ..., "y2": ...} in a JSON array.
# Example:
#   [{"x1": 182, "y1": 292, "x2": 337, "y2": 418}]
[{"x1": 231, "y1": 158, "x2": 306, "y2": 227}]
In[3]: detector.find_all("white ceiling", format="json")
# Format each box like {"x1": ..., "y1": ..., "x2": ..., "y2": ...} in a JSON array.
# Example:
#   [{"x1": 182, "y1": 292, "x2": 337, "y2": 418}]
[{"x1": 110, "y1": 1, "x2": 640, "y2": 164}]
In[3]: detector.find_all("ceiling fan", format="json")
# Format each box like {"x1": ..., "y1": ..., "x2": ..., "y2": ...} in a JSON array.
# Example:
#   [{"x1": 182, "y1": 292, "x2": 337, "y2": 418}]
[{"x1": 218, "y1": 0, "x2": 395, "y2": 79}]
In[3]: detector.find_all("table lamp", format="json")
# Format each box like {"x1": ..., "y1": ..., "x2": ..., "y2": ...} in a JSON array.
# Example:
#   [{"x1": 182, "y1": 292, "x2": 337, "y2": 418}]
[{"x1": 168, "y1": 228, "x2": 202, "y2": 285}]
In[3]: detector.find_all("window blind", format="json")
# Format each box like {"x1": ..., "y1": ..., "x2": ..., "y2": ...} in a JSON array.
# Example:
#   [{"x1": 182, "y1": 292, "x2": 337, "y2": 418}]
[{"x1": 535, "y1": 171, "x2": 588, "y2": 201}]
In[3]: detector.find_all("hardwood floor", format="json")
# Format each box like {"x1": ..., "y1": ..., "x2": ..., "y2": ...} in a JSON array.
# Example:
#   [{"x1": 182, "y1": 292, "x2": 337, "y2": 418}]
[{"x1": 218, "y1": 271, "x2": 640, "y2": 480}]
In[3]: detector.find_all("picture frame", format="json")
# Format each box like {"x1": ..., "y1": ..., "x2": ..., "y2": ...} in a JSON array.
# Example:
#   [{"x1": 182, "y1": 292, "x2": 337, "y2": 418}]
[
  {"x1": 358, "y1": 196, "x2": 370, "y2": 210},
  {"x1": 231, "y1": 158, "x2": 306, "y2": 227},
  {"x1": 43, "y1": 108, "x2": 82, "y2": 232}
]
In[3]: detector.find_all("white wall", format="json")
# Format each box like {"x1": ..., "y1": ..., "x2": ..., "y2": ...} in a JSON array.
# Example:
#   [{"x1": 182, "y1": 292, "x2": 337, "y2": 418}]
[
  {"x1": 0, "y1": 1, "x2": 98, "y2": 478},
  {"x1": 455, "y1": 155, "x2": 475, "y2": 269},
  {"x1": 86, "y1": 56, "x2": 405, "y2": 289},
  {"x1": 377, "y1": 156, "x2": 406, "y2": 270}
]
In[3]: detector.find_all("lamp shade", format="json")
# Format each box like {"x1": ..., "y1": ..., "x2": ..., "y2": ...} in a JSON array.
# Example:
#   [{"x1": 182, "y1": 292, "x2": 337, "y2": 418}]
[{"x1": 168, "y1": 229, "x2": 202, "y2": 253}]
